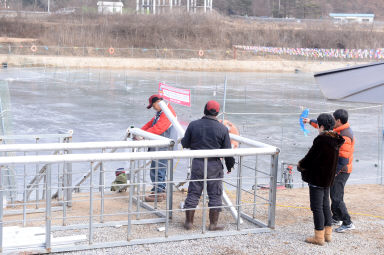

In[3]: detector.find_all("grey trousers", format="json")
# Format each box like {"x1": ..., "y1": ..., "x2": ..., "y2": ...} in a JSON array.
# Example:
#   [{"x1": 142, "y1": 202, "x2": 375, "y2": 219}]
[{"x1": 184, "y1": 159, "x2": 224, "y2": 212}]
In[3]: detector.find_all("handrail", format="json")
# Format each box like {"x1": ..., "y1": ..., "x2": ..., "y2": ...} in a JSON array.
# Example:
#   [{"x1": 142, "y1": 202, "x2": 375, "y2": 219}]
[
  {"x1": 0, "y1": 147, "x2": 278, "y2": 165},
  {"x1": 0, "y1": 130, "x2": 73, "y2": 141},
  {"x1": 0, "y1": 140, "x2": 174, "y2": 152}
]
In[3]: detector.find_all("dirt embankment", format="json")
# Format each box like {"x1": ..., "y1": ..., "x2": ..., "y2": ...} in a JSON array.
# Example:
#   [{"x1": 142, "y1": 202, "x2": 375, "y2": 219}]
[{"x1": 0, "y1": 54, "x2": 369, "y2": 72}]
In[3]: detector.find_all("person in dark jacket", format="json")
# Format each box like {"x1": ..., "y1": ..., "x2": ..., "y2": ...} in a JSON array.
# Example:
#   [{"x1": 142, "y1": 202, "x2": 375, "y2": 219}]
[
  {"x1": 298, "y1": 113, "x2": 345, "y2": 245},
  {"x1": 181, "y1": 100, "x2": 235, "y2": 231}
]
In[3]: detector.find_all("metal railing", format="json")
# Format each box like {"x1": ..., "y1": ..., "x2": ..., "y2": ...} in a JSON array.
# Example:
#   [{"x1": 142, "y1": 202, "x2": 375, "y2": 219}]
[
  {"x1": 0, "y1": 130, "x2": 279, "y2": 254},
  {"x1": 0, "y1": 131, "x2": 73, "y2": 209}
]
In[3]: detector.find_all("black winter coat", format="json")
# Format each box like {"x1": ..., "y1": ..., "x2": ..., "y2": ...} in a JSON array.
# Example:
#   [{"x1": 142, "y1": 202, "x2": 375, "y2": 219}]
[
  {"x1": 181, "y1": 116, "x2": 235, "y2": 171},
  {"x1": 298, "y1": 131, "x2": 345, "y2": 188}
]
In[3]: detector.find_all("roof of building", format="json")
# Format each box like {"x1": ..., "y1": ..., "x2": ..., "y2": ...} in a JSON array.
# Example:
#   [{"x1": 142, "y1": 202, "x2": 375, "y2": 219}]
[{"x1": 329, "y1": 13, "x2": 375, "y2": 18}]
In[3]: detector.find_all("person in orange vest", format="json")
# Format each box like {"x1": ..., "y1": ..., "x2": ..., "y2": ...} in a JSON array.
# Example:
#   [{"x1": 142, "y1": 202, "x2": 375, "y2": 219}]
[
  {"x1": 303, "y1": 109, "x2": 355, "y2": 233},
  {"x1": 141, "y1": 94, "x2": 177, "y2": 202}
]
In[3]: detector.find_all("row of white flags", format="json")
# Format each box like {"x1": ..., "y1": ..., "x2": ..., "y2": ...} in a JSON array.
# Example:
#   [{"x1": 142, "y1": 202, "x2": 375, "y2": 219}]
[{"x1": 234, "y1": 45, "x2": 384, "y2": 59}]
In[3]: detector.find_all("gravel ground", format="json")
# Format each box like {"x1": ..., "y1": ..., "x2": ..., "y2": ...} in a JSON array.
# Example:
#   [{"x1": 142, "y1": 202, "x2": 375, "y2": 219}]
[
  {"x1": 58, "y1": 185, "x2": 384, "y2": 255},
  {"x1": 61, "y1": 218, "x2": 384, "y2": 255}
]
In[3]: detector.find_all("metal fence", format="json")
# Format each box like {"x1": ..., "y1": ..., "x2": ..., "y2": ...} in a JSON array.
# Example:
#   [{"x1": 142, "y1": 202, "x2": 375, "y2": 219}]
[
  {"x1": 0, "y1": 131, "x2": 73, "y2": 210},
  {"x1": 1, "y1": 44, "x2": 380, "y2": 62},
  {"x1": 0, "y1": 128, "x2": 279, "y2": 254}
]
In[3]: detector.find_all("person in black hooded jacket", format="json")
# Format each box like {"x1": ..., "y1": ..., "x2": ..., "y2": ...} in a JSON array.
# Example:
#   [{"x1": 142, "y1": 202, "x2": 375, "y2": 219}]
[{"x1": 298, "y1": 113, "x2": 345, "y2": 246}]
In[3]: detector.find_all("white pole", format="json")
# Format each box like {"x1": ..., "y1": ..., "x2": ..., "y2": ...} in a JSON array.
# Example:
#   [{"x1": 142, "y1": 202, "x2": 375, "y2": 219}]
[
  {"x1": 47, "y1": 0, "x2": 50, "y2": 13},
  {"x1": 159, "y1": 101, "x2": 185, "y2": 138},
  {"x1": 204, "y1": 0, "x2": 206, "y2": 13},
  {"x1": 153, "y1": 0, "x2": 156, "y2": 14},
  {"x1": 136, "y1": 0, "x2": 139, "y2": 13},
  {"x1": 187, "y1": 0, "x2": 189, "y2": 12},
  {"x1": 222, "y1": 75, "x2": 227, "y2": 122}
]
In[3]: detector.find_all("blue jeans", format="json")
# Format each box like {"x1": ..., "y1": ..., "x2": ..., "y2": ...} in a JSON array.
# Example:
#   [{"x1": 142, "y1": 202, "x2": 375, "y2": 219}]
[{"x1": 150, "y1": 159, "x2": 167, "y2": 193}]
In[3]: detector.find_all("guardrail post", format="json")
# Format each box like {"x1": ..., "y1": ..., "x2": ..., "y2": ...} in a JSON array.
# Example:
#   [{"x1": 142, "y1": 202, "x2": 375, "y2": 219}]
[
  {"x1": 202, "y1": 158, "x2": 207, "y2": 234},
  {"x1": 89, "y1": 162, "x2": 94, "y2": 245},
  {"x1": 253, "y1": 155, "x2": 258, "y2": 219},
  {"x1": 168, "y1": 144, "x2": 174, "y2": 219},
  {"x1": 0, "y1": 165, "x2": 3, "y2": 253},
  {"x1": 165, "y1": 159, "x2": 171, "y2": 237},
  {"x1": 268, "y1": 154, "x2": 279, "y2": 229},
  {"x1": 65, "y1": 136, "x2": 73, "y2": 207},
  {"x1": 45, "y1": 164, "x2": 52, "y2": 252},
  {"x1": 23, "y1": 154, "x2": 27, "y2": 227},
  {"x1": 100, "y1": 149, "x2": 105, "y2": 223},
  {"x1": 236, "y1": 156, "x2": 242, "y2": 230},
  {"x1": 128, "y1": 160, "x2": 134, "y2": 241},
  {"x1": 35, "y1": 138, "x2": 40, "y2": 209}
]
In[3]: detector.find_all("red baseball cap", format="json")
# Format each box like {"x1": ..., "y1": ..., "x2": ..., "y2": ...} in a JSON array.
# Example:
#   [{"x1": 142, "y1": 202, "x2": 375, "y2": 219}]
[
  {"x1": 204, "y1": 100, "x2": 220, "y2": 116},
  {"x1": 146, "y1": 94, "x2": 163, "y2": 109}
]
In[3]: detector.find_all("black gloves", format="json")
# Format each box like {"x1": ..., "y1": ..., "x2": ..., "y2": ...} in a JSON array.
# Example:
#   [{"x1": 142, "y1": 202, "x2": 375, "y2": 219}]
[{"x1": 225, "y1": 157, "x2": 235, "y2": 173}]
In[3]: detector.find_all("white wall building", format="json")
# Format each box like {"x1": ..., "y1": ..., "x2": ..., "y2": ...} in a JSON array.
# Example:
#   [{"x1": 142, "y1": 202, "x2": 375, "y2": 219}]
[
  {"x1": 329, "y1": 13, "x2": 375, "y2": 24},
  {"x1": 97, "y1": 1, "x2": 124, "y2": 14}
]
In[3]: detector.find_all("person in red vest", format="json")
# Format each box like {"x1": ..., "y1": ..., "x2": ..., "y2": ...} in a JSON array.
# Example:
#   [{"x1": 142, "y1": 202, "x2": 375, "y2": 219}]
[
  {"x1": 303, "y1": 109, "x2": 355, "y2": 233},
  {"x1": 141, "y1": 94, "x2": 177, "y2": 202}
]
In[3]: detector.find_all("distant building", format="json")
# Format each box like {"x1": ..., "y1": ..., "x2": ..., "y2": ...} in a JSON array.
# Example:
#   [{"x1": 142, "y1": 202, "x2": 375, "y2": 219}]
[
  {"x1": 97, "y1": 1, "x2": 124, "y2": 14},
  {"x1": 329, "y1": 13, "x2": 375, "y2": 24}
]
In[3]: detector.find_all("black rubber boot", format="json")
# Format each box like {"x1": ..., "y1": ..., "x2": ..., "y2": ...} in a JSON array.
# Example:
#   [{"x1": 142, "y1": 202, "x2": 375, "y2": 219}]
[
  {"x1": 184, "y1": 210, "x2": 195, "y2": 230},
  {"x1": 208, "y1": 209, "x2": 224, "y2": 231}
]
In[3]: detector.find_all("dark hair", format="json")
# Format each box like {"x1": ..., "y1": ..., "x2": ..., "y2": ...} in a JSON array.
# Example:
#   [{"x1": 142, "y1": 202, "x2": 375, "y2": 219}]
[
  {"x1": 333, "y1": 109, "x2": 348, "y2": 124},
  {"x1": 204, "y1": 106, "x2": 219, "y2": 116},
  {"x1": 317, "y1": 113, "x2": 335, "y2": 131}
]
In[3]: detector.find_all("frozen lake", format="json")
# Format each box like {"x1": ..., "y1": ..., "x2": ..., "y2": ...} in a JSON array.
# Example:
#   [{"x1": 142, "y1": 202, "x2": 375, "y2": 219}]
[{"x1": 0, "y1": 67, "x2": 382, "y2": 192}]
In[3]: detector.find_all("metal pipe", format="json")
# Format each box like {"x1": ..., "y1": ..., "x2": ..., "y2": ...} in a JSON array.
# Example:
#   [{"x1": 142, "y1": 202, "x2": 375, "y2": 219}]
[
  {"x1": 0, "y1": 166, "x2": 3, "y2": 253},
  {"x1": 268, "y1": 154, "x2": 279, "y2": 229},
  {"x1": 0, "y1": 131, "x2": 73, "y2": 141},
  {"x1": 127, "y1": 160, "x2": 134, "y2": 241},
  {"x1": 222, "y1": 75, "x2": 227, "y2": 122},
  {"x1": 154, "y1": 148, "x2": 159, "y2": 209},
  {"x1": 100, "y1": 149, "x2": 105, "y2": 223},
  {"x1": 165, "y1": 159, "x2": 171, "y2": 237},
  {"x1": 0, "y1": 148, "x2": 279, "y2": 165},
  {"x1": 236, "y1": 156, "x2": 242, "y2": 230},
  {"x1": 229, "y1": 133, "x2": 278, "y2": 150},
  {"x1": 168, "y1": 144, "x2": 175, "y2": 218},
  {"x1": 23, "y1": 152, "x2": 27, "y2": 227},
  {"x1": 253, "y1": 156, "x2": 258, "y2": 218},
  {"x1": 35, "y1": 138, "x2": 39, "y2": 209},
  {"x1": 202, "y1": 158, "x2": 207, "y2": 234},
  {"x1": 158, "y1": 101, "x2": 185, "y2": 138},
  {"x1": 45, "y1": 164, "x2": 52, "y2": 251},
  {"x1": 0, "y1": 140, "x2": 173, "y2": 152},
  {"x1": 127, "y1": 128, "x2": 175, "y2": 141},
  {"x1": 222, "y1": 191, "x2": 243, "y2": 224},
  {"x1": 89, "y1": 162, "x2": 94, "y2": 245}
]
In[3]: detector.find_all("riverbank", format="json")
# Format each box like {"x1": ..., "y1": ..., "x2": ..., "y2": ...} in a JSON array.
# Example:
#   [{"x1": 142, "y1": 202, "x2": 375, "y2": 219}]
[{"x1": 0, "y1": 54, "x2": 370, "y2": 73}]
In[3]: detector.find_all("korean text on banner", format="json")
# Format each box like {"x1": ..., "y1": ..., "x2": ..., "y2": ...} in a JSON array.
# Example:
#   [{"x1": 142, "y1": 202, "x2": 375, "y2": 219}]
[{"x1": 158, "y1": 83, "x2": 191, "y2": 107}]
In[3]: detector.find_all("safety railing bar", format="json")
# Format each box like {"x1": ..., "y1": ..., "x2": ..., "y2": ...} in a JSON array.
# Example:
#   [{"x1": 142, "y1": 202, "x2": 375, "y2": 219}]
[
  {"x1": 0, "y1": 147, "x2": 279, "y2": 165},
  {"x1": 0, "y1": 131, "x2": 73, "y2": 141},
  {"x1": 0, "y1": 140, "x2": 174, "y2": 152}
]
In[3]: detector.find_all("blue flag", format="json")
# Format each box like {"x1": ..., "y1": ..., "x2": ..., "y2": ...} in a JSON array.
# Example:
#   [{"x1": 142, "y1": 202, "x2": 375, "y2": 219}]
[{"x1": 300, "y1": 109, "x2": 310, "y2": 136}]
